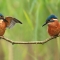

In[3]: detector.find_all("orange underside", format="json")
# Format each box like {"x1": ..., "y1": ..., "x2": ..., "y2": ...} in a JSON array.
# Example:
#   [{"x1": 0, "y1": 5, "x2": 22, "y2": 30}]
[
  {"x1": 0, "y1": 21, "x2": 7, "y2": 36},
  {"x1": 48, "y1": 21, "x2": 60, "y2": 36}
]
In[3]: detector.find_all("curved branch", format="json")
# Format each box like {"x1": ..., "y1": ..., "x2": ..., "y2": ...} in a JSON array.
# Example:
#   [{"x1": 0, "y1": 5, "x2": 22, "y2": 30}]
[{"x1": 0, "y1": 35, "x2": 59, "y2": 45}]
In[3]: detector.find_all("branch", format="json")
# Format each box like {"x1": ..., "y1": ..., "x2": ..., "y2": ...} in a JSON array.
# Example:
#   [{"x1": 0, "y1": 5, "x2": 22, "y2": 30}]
[{"x1": 0, "y1": 35, "x2": 59, "y2": 45}]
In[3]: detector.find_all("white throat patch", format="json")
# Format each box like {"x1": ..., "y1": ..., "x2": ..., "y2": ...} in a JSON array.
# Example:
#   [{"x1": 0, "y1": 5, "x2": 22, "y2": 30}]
[{"x1": 0, "y1": 19, "x2": 3, "y2": 23}]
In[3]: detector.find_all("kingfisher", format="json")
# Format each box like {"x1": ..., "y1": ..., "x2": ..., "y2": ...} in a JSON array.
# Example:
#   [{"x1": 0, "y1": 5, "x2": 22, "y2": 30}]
[
  {"x1": 0, "y1": 14, "x2": 22, "y2": 36},
  {"x1": 42, "y1": 15, "x2": 60, "y2": 36}
]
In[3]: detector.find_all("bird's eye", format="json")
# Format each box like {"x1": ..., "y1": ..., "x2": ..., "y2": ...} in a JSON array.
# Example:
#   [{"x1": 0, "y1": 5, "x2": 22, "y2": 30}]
[
  {"x1": 0, "y1": 16, "x2": 2, "y2": 17},
  {"x1": 1, "y1": 16, "x2": 3, "y2": 17}
]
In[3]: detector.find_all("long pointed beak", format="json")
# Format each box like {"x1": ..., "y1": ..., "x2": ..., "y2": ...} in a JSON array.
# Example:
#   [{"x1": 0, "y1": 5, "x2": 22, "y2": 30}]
[{"x1": 42, "y1": 22, "x2": 47, "y2": 27}]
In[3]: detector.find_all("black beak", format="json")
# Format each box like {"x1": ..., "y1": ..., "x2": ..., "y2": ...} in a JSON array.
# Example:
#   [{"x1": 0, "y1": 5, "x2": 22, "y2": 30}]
[
  {"x1": 42, "y1": 19, "x2": 54, "y2": 27},
  {"x1": 42, "y1": 22, "x2": 47, "y2": 27}
]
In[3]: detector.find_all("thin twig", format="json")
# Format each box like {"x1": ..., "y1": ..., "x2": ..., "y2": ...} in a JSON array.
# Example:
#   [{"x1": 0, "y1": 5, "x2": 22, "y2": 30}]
[{"x1": 0, "y1": 35, "x2": 59, "y2": 45}]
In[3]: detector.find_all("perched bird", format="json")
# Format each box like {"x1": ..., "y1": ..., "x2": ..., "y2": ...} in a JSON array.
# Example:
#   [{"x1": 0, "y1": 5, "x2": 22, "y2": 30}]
[
  {"x1": 0, "y1": 14, "x2": 22, "y2": 36},
  {"x1": 42, "y1": 15, "x2": 60, "y2": 36}
]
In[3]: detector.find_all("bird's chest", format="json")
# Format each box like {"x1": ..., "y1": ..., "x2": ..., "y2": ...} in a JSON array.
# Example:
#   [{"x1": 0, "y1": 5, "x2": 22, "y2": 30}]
[
  {"x1": 48, "y1": 23, "x2": 60, "y2": 36},
  {"x1": 0, "y1": 20, "x2": 6, "y2": 36}
]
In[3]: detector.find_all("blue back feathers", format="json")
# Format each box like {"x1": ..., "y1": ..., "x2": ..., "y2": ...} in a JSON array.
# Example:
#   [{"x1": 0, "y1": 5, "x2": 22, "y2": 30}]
[{"x1": 46, "y1": 15, "x2": 57, "y2": 21}]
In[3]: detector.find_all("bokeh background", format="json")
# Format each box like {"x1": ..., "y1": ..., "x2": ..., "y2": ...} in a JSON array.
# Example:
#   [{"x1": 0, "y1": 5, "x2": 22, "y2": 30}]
[{"x1": 0, "y1": 0, "x2": 60, "y2": 60}]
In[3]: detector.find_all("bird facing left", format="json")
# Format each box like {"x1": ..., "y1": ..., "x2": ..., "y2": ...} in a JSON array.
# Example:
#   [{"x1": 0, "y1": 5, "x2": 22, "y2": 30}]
[
  {"x1": 42, "y1": 15, "x2": 60, "y2": 36},
  {"x1": 0, "y1": 14, "x2": 22, "y2": 36}
]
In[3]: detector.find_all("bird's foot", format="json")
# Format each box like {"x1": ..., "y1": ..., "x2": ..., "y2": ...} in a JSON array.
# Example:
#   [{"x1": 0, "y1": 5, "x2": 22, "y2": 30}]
[
  {"x1": 51, "y1": 35, "x2": 58, "y2": 38},
  {"x1": 53, "y1": 34, "x2": 59, "y2": 38}
]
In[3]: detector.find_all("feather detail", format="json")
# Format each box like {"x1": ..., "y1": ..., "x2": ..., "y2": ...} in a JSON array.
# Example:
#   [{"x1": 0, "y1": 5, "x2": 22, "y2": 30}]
[
  {"x1": 5, "y1": 17, "x2": 22, "y2": 28},
  {"x1": 7, "y1": 20, "x2": 16, "y2": 28},
  {"x1": 13, "y1": 18, "x2": 22, "y2": 24}
]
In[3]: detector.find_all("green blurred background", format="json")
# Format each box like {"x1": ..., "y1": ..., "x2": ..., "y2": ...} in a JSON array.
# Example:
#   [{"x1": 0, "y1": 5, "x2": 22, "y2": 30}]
[{"x1": 0, "y1": 0, "x2": 60, "y2": 60}]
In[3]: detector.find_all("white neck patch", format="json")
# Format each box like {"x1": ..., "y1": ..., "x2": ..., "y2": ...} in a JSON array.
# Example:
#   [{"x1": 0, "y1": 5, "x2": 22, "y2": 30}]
[
  {"x1": 0, "y1": 19, "x2": 3, "y2": 23},
  {"x1": 53, "y1": 19, "x2": 57, "y2": 21}
]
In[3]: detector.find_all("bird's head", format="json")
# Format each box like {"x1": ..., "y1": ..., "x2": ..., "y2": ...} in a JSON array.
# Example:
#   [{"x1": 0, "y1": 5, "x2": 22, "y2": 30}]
[
  {"x1": 0, "y1": 13, "x2": 8, "y2": 22},
  {"x1": 42, "y1": 15, "x2": 58, "y2": 26},
  {"x1": 0, "y1": 14, "x2": 4, "y2": 19}
]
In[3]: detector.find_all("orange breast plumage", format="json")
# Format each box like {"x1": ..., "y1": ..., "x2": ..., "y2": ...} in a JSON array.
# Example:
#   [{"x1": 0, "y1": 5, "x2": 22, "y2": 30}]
[
  {"x1": 0, "y1": 20, "x2": 7, "y2": 36},
  {"x1": 48, "y1": 21, "x2": 60, "y2": 36}
]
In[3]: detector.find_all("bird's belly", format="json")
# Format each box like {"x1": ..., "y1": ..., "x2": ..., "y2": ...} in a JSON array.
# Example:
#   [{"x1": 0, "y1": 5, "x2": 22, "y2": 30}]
[
  {"x1": 0, "y1": 22, "x2": 6, "y2": 36},
  {"x1": 48, "y1": 26, "x2": 60, "y2": 36}
]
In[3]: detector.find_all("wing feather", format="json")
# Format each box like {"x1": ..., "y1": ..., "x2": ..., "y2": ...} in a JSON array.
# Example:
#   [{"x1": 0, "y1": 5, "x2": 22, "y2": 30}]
[{"x1": 5, "y1": 17, "x2": 22, "y2": 28}]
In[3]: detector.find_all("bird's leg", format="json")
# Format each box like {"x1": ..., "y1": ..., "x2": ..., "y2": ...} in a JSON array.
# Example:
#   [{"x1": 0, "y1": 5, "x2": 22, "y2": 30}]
[
  {"x1": 51, "y1": 34, "x2": 58, "y2": 39},
  {"x1": 54, "y1": 34, "x2": 59, "y2": 38}
]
